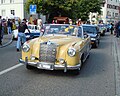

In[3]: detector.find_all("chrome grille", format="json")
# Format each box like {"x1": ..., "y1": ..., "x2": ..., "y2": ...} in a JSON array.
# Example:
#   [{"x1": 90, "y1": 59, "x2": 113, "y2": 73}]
[{"x1": 39, "y1": 43, "x2": 57, "y2": 63}]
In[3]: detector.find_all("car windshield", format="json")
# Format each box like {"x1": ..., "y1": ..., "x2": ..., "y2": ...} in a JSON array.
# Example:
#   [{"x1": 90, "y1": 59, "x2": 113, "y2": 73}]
[
  {"x1": 83, "y1": 26, "x2": 97, "y2": 34},
  {"x1": 44, "y1": 25, "x2": 68, "y2": 34},
  {"x1": 43, "y1": 24, "x2": 81, "y2": 36}
]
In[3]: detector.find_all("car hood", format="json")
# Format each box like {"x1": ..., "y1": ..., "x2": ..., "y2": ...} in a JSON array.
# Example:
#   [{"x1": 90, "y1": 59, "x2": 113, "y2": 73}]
[{"x1": 87, "y1": 33, "x2": 97, "y2": 38}]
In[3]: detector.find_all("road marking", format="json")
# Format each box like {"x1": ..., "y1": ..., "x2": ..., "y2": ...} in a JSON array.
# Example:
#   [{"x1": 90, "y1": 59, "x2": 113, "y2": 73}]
[{"x1": 0, "y1": 63, "x2": 23, "y2": 76}]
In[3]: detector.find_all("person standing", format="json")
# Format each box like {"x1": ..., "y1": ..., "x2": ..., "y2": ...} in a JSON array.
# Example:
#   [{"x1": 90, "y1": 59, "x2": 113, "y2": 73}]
[
  {"x1": 1, "y1": 18, "x2": 6, "y2": 39},
  {"x1": 16, "y1": 19, "x2": 30, "y2": 51},
  {"x1": 77, "y1": 19, "x2": 82, "y2": 26},
  {"x1": 0, "y1": 16, "x2": 2, "y2": 45},
  {"x1": 33, "y1": 18, "x2": 37, "y2": 25},
  {"x1": 115, "y1": 21, "x2": 120, "y2": 38},
  {"x1": 110, "y1": 23, "x2": 114, "y2": 34},
  {"x1": 7, "y1": 19, "x2": 12, "y2": 34},
  {"x1": 37, "y1": 18, "x2": 43, "y2": 30},
  {"x1": 29, "y1": 15, "x2": 34, "y2": 24}
]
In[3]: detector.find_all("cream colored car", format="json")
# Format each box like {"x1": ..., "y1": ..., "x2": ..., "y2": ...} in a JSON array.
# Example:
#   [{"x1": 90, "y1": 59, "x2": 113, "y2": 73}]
[{"x1": 19, "y1": 24, "x2": 91, "y2": 74}]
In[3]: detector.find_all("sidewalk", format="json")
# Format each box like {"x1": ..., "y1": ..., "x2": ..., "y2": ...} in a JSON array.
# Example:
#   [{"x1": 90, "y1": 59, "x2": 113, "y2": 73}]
[
  {"x1": 0, "y1": 34, "x2": 13, "y2": 48},
  {"x1": 113, "y1": 36, "x2": 120, "y2": 96}
]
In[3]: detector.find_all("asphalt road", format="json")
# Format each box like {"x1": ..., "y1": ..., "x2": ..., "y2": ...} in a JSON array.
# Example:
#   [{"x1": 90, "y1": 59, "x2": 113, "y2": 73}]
[{"x1": 0, "y1": 33, "x2": 116, "y2": 96}]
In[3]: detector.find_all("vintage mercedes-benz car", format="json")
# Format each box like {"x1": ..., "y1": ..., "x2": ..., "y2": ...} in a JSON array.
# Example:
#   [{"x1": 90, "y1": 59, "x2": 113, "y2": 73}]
[{"x1": 19, "y1": 24, "x2": 91, "y2": 74}]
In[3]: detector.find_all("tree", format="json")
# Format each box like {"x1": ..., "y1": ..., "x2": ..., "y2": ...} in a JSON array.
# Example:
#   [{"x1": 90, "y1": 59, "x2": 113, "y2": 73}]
[
  {"x1": 74, "y1": 0, "x2": 102, "y2": 21},
  {"x1": 25, "y1": 0, "x2": 102, "y2": 22}
]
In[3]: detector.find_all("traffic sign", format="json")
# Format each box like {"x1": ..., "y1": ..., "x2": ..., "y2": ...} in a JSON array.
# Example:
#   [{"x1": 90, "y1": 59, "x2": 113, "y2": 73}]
[{"x1": 29, "y1": 5, "x2": 37, "y2": 14}]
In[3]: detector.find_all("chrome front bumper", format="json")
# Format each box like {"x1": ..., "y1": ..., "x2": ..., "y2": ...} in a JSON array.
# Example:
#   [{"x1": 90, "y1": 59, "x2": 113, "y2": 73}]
[{"x1": 19, "y1": 58, "x2": 81, "y2": 72}]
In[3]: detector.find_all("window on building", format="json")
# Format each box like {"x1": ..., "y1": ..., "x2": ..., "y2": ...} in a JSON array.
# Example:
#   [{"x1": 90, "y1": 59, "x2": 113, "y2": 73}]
[
  {"x1": 11, "y1": 10, "x2": 15, "y2": 15},
  {"x1": 112, "y1": 12, "x2": 114, "y2": 17},
  {"x1": 1, "y1": 0, "x2": 5, "y2": 4},
  {"x1": 115, "y1": 13, "x2": 118, "y2": 17},
  {"x1": 1, "y1": 10, "x2": 6, "y2": 16},
  {"x1": 107, "y1": 11, "x2": 111, "y2": 16},
  {"x1": 10, "y1": 0, "x2": 14, "y2": 3}
]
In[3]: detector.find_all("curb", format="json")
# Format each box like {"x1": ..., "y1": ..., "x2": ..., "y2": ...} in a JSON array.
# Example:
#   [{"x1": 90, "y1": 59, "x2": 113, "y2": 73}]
[
  {"x1": 0, "y1": 35, "x2": 13, "y2": 48},
  {"x1": 113, "y1": 37, "x2": 120, "y2": 96}
]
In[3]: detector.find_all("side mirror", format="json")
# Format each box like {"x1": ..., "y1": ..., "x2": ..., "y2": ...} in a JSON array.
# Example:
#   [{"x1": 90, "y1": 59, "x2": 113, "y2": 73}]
[
  {"x1": 84, "y1": 34, "x2": 88, "y2": 38},
  {"x1": 84, "y1": 32, "x2": 88, "y2": 38}
]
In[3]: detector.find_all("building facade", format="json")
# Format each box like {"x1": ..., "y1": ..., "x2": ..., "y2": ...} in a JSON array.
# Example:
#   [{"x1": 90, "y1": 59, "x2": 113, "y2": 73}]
[
  {"x1": 0, "y1": 0, "x2": 27, "y2": 19},
  {"x1": 89, "y1": 0, "x2": 120, "y2": 24},
  {"x1": 100, "y1": 0, "x2": 120, "y2": 23},
  {"x1": 0, "y1": 0, "x2": 46, "y2": 23}
]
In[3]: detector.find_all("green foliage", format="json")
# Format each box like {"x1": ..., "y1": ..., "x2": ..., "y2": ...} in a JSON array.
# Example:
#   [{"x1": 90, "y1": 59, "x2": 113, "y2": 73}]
[{"x1": 25, "y1": 0, "x2": 102, "y2": 22}]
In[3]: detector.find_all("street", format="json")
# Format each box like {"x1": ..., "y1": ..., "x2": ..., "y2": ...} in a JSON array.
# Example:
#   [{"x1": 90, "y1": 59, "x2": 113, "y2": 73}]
[{"x1": 0, "y1": 33, "x2": 117, "y2": 96}]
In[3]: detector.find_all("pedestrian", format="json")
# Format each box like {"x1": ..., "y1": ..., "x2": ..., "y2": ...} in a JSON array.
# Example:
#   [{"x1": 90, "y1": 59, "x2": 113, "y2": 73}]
[
  {"x1": 16, "y1": 19, "x2": 30, "y2": 51},
  {"x1": 0, "y1": 16, "x2": 2, "y2": 45},
  {"x1": 37, "y1": 18, "x2": 43, "y2": 30},
  {"x1": 1, "y1": 18, "x2": 6, "y2": 40},
  {"x1": 29, "y1": 15, "x2": 34, "y2": 24},
  {"x1": 115, "y1": 21, "x2": 120, "y2": 38},
  {"x1": 7, "y1": 19, "x2": 12, "y2": 34},
  {"x1": 52, "y1": 20, "x2": 56, "y2": 24},
  {"x1": 33, "y1": 18, "x2": 37, "y2": 25},
  {"x1": 110, "y1": 23, "x2": 114, "y2": 34},
  {"x1": 76, "y1": 19, "x2": 81, "y2": 26}
]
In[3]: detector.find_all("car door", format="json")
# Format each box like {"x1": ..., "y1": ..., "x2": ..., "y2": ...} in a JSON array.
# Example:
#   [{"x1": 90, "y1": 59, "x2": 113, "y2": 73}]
[{"x1": 78, "y1": 27, "x2": 90, "y2": 60}]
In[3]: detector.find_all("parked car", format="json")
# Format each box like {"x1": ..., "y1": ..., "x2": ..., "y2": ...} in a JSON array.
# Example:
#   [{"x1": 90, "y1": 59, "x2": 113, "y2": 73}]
[
  {"x1": 81, "y1": 24, "x2": 100, "y2": 48},
  {"x1": 12, "y1": 24, "x2": 41, "y2": 40},
  {"x1": 98, "y1": 24, "x2": 106, "y2": 36},
  {"x1": 19, "y1": 24, "x2": 91, "y2": 74}
]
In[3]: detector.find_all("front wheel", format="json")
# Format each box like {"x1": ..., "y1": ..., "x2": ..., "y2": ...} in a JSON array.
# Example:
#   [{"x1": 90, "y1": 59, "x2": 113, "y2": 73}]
[
  {"x1": 93, "y1": 41, "x2": 99, "y2": 48},
  {"x1": 26, "y1": 64, "x2": 34, "y2": 70},
  {"x1": 73, "y1": 55, "x2": 84, "y2": 75}
]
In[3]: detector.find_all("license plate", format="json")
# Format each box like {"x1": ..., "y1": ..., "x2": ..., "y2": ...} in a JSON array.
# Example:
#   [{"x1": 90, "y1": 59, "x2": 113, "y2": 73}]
[{"x1": 42, "y1": 64, "x2": 51, "y2": 69}]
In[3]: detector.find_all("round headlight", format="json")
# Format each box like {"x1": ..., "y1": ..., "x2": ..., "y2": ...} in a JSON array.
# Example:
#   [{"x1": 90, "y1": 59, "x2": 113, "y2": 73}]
[
  {"x1": 67, "y1": 48, "x2": 76, "y2": 57},
  {"x1": 30, "y1": 55, "x2": 35, "y2": 60},
  {"x1": 22, "y1": 44, "x2": 30, "y2": 52}
]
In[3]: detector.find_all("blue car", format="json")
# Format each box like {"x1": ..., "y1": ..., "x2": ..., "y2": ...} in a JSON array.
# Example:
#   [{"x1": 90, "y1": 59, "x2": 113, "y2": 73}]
[{"x1": 81, "y1": 24, "x2": 100, "y2": 48}]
